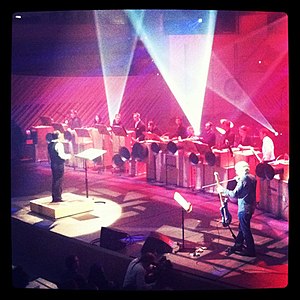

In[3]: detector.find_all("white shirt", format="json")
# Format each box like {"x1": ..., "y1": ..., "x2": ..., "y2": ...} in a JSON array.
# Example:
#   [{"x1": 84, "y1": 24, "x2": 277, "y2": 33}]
[
  {"x1": 54, "y1": 141, "x2": 71, "y2": 160},
  {"x1": 262, "y1": 136, "x2": 275, "y2": 161}
]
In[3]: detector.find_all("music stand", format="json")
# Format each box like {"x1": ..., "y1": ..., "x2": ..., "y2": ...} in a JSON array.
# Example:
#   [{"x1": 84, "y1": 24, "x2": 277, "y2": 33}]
[
  {"x1": 193, "y1": 141, "x2": 210, "y2": 154},
  {"x1": 75, "y1": 148, "x2": 107, "y2": 198},
  {"x1": 74, "y1": 128, "x2": 92, "y2": 138},
  {"x1": 96, "y1": 124, "x2": 110, "y2": 136},
  {"x1": 173, "y1": 192, "x2": 193, "y2": 252},
  {"x1": 52, "y1": 122, "x2": 66, "y2": 133},
  {"x1": 111, "y1": 125, "x2": 127, "y2": 137},
  {"x1": 143, "y1": 131, "x2": 162, "y2": 142}
]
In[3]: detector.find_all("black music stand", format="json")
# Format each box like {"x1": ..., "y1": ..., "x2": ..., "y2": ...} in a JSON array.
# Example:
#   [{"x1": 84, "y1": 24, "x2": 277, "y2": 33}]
[
  {"x1": 52, "y1": 122, "x2": 66, "y2": 133},
  {"x1": 111, "y1": 125, "x2": 127, "y2": 137},
  {"x1": 173, "y1": 192, "x2": 195, "y2": 252},
  {"x1": 96, "y1": 124, "x2": 110, "y2": 136},
  {"x1": 193, "y1": 141, "x2": 210, "y2": 154},
  {"x1": 75, "y1": 148, "x2": 107, "y2": 198},
  {"x1": 74, "y1": 128, "x2": 92, "y2": 138}
]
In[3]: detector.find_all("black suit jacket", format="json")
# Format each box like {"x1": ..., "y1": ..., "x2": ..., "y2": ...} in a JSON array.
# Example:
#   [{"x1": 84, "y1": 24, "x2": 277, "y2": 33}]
[{"x1": 135, "y1": 120, "x2": 146, "y2": 141}]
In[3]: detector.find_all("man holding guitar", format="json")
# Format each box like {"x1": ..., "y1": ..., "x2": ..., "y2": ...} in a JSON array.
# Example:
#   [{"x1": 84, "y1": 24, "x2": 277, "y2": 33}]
[{"x1": 217, "y1": 160, "x2": 257, "y2": 257}]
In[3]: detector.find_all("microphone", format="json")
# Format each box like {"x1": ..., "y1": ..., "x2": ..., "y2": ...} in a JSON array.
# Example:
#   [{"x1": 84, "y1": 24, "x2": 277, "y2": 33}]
[{"x1": 225, "y1": 139, "x2": 233, "y2": 157}]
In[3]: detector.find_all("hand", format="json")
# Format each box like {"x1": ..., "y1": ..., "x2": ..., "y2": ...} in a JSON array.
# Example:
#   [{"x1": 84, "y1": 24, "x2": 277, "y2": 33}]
[{"x1": 217, "y1": 185, "x2": 224, "y2": 194}]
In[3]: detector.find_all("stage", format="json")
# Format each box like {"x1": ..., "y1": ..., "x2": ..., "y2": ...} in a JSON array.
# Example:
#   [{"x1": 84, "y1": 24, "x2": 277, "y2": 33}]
[{"x1": 10, "y1": 160, "x2": 290, "y2": 291}]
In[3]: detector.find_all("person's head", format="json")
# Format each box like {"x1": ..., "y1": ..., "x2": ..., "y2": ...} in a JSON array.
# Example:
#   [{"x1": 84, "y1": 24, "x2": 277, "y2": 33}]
[
  {"x1": 259, "y1": 128, "x2": 269, "y2": 140},
  {"x1": 221, "y1": 119, "x2": 233, "y2": 131},
  {"x1": 52, "y1": 130, "x2": 64, "y2": 141},
  {"x1": 139, "y1": 252, "x2": 156, "y2": 271},
  {"x1": 70, "y1": 110, "x2": 77, "y2": 119},
  {"x1": 187, "y1": 126, "x2": 194, "y2": 136},
  {"x1": 88, "y1": 263, "x2": 107, "y2": 285},
  {"x1": 238, "y1": 125, "x2": 249, "y2": 137},
  {"x1": 175, "y1": 116, "x2": 182, "y2": 126},
  {"x1": 65, "y1": 254, "x2": 80, "y2": 272},
  {"x1": 114, "y1": 113, "x2": 121, "y2": 123},
  {"x1": 133, "y1": 112, "x2": 141, "y2": 122},
  {"x1": 94, "y1": 114, "x2": 102, "y2": 123},
  {"x1": 235, "y1": 160, "x2": 250, "y2": 177},
  {"x1": 148, "y1": 121, "x2": 154, "y2": 130},
  {"x1": 205, "y1": 121, "x2": 213, "y2": 131}
]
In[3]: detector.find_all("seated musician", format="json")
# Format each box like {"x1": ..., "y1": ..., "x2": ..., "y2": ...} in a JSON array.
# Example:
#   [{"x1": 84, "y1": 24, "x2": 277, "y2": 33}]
[
  {"x1": 234, "y1": 125, "x2": 253, "y2": 149},
  {"x1": 112, "y1": 113, "x2": 123, "y2": 126},
  {"x1": 65, "y1": 109, "x2": 82, "y2": 130},
  {"x1": 64, "y1": 109, "x2": 82, "y2": 154},
  {"x1": 218, "y1": 119, "x2": 235, "y2": 149},
  {"x1": 186, "y1": 125, "x2": 200, "y2": 141},
  {"x1": 199, "y1": 121, "x2": 216, "y2": 148},
  {"x1": 259, "y1": 128, "x2": 275, "y2": 163},
  {"x1": 169, "y1": 116, "x2": 188, "y2": 140},
  {"x1": 92, "y1": 113, "x2": 103, "y2": 127},
  {"x1": 147, "y1": 121, "x2": 162, "y2": 136}
]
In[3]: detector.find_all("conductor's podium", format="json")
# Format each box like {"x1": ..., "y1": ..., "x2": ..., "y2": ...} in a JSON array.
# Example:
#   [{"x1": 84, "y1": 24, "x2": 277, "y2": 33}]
[{"x1": 29, "y1": 193, "x2": 94, "y2": 219}]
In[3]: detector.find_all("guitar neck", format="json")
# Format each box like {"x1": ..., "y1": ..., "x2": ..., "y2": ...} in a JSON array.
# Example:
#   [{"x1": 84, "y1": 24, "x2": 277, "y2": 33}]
[
  {"x1": 250, "y1": 146, "x2": 262, "y2": 163},
  {"x1": 214, "y1": 171, "x2": 224, "y2": 205}
]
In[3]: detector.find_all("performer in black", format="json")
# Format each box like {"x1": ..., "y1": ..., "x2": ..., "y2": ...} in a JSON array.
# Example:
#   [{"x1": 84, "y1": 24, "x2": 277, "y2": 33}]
[
  {"x1": 218, "y1": 119, "x2": 235, "y2": 149},
  {"x1": 199, "y1": 121, "x2": 216, "y2": 148},
  {"x1": 169, "y1": 116, "x2": 188, "y2": 139},
  {"x1": 217, "y1": 160, "x2": 257, "y2": 257},
  {"x1": 133, "y1": 112, "x2": 146, "y2": 142},
  {"x1": 65, "y1": 109, "x2": 82, "y2": 129},
  {"x1": 48, "y1": 130, "x2": 71, "y2": 202}
]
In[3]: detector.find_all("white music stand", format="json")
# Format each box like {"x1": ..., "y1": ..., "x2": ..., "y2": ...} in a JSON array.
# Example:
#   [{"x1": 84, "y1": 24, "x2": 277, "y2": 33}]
[
  {"x1": 75, "y1": 148, "x2": 107, "y2": 198},
  {"x1": 173, "y1": 192, "x2": 193, "y2": 251}
]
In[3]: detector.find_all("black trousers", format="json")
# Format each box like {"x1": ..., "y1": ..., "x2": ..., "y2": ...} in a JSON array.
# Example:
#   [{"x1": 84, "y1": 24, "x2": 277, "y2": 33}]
[{"x1": 51, "y1": 163, "x2": 64, "y2": 201}]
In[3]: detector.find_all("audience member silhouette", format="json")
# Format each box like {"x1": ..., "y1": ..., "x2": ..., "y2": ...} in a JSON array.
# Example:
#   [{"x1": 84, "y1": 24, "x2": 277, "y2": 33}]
[
  {"x1": 87, "y1": 262, "x2": 118, "y2": 290},
  {"x1": 58, "y1": 254, "x2": 88, "y2": 290},
  {"x1": 12, "y1": 265, "x2": 30, "y2": 288}
]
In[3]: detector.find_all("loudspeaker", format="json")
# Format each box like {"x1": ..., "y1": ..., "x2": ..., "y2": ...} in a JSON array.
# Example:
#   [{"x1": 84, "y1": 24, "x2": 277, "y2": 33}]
[
  {"x1": 100, "y1": 227, "x2": 129, "y2": 251},
  {"x1": 141, "y1": 232, "x2": 175, "y2": 255}
]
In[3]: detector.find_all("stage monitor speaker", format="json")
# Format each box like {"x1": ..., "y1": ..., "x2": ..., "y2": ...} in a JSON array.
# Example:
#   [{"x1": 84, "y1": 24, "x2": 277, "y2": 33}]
[
  {"x1": 100, "y1": 227, "x2": 129, "y2": 251},
  {"x1": 141, "y1": 232, "x2": 175, "y2": 255}
]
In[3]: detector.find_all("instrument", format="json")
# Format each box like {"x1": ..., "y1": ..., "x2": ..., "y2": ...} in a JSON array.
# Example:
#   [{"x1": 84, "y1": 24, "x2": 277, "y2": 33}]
[
  {"x1": 220, "y1": 119, "x2": 234, "y2": 128},
  {"x1": 201, "y1": 176, "x2": 238, "y2": 189},
  {"x1": 214, "y1": 171, "x2": 232, "y2": 227},
  {"x1": 215, "y1": 126, "x2": 226, "y2": 135},
  {"x1": 249, "y1": 147, "x2": 283, "y2": 180},
  {"x1": 225, "y1": 139, "x2": 234, "y2": 157}
]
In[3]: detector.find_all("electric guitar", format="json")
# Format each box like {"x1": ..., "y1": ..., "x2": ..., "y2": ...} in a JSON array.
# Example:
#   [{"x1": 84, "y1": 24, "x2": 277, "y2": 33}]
[{"x1": 214, "y1": 171, "x2": 232, "y2": 227}]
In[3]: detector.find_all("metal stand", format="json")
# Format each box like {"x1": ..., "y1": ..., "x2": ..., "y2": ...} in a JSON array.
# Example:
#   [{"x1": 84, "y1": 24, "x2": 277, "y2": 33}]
[
  {"x1": 75, "y1": 148, "x2": 107, "y2": 198},
  {"x1": 84, "y1": 160, "x2": 89, "y2": 198},
  {"x1": 178, "y1": 207, "x2": 195, "y2": 253}
]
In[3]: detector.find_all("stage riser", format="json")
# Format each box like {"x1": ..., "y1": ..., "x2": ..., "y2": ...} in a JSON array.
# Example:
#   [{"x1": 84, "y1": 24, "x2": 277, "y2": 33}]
[{"x1": 258, "y1": 179, "x2": 289, "y2": 221}]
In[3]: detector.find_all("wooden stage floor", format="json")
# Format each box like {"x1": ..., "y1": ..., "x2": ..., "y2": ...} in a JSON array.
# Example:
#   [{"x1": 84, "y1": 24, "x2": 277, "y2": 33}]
[{"x1": 10, "y1": 160, "x2": 291, "y2": 293}]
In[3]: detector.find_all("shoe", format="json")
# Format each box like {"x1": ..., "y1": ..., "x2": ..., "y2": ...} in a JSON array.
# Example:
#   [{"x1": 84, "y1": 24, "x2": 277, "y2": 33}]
[
  {"x1": 225, "y1": 245, "x2": 243, "y2": 254},
  {"x1": 52, "y1": 199, "x2": 63, "y2": 203}
]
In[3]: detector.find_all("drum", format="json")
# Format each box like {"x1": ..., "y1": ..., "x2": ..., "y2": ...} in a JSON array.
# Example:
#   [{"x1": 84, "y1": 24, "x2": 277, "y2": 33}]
[
  {"x1": 119, "y1": 146, "x2": 131, "y2": 160},
  {"x1": 188, "y1": 152, "x2": 199, "y2": 165},
  {"x1": 205, "y1": 151, "x2": 216, "y2": 166},
  {"x1": 151, "y1": 142, "x2": 161, "y2": 154},
  {"x1": 132, "y1": 143, "x2": 148, "y2": 161}
]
